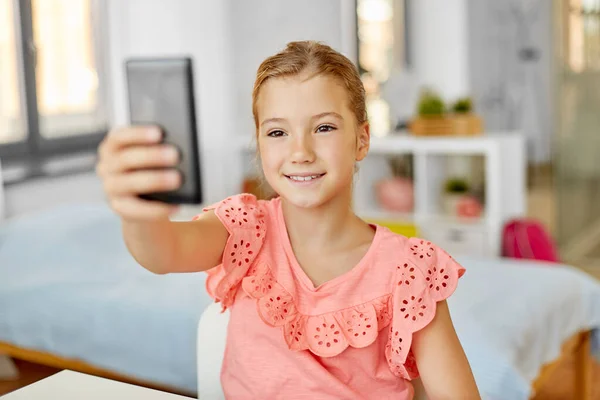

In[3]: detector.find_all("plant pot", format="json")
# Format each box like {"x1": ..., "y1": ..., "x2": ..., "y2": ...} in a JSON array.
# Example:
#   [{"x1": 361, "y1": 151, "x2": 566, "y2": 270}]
[
  {"x1": 409, "y1": 116, "x2": 453, "y2": 136},
  {"x1": 442, "y1": 193, "x2": 465, "y2": 215},
  {"x1": 456, "y1": 195, "x2": 483, "y2": 218},
  {"x1": 375, "y1": 177, "x2": 414, "y2": 213},
  {"x1": 409, "y1": 114, "x2": 483, "y2": 136},
  {"x1": 452, "y1": 113, "x2": 483, "y2": 135}
]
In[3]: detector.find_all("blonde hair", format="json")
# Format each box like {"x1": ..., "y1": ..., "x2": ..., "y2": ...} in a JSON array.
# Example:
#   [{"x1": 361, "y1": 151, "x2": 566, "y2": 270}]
[{"x1": 252, "y1": 41, "x2": 367, "y2": 132}]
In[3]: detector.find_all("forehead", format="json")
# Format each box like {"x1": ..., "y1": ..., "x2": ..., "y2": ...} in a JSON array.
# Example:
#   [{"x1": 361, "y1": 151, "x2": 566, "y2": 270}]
[{"x1": 256, "y1": 73, "x2": 351, "y2": 121}]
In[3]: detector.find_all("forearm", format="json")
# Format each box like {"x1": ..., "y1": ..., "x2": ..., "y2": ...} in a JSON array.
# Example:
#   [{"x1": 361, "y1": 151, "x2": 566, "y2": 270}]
[
  {"x1": 121, "y1": 218, "x2": 179, "y2": 274},
  {"x1": 413, "y1": 301, "x2": 481, "y2": 400}
]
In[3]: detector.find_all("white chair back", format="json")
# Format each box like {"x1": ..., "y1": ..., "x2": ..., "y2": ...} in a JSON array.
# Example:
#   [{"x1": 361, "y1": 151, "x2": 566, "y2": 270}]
[{"x1": 196, "y1": 302, "x2": 229, "y2": 399}]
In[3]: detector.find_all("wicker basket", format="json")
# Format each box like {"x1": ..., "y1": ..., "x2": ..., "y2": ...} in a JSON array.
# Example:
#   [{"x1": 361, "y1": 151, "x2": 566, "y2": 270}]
[{"x1": 409, "y1": 114, "x2": 483, "y2": 136}]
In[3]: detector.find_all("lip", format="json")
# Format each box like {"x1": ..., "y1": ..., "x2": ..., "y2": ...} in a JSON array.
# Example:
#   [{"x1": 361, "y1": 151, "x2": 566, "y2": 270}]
[
  {"x1": 284, "y1": 172, "x2": 326, "y2": 185},
  {"x1": 284, "y1": 172, "x2": 326, "y2": 177}
]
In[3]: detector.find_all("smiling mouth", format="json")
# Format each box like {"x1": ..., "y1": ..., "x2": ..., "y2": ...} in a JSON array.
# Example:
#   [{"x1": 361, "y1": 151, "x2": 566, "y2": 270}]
[{"x1": 284, "y1": 173, "x2": 326, "y2": 182}]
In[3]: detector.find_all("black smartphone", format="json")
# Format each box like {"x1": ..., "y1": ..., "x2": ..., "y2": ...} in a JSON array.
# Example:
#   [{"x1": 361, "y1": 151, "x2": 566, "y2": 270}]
[{"x1": 125, "y1": 57, "x2": 202, "y2": 204}]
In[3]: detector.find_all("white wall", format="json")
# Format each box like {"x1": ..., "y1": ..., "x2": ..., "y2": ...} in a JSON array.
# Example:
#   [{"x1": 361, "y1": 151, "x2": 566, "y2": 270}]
[
  {"x1": 467, "y1": 0, "x2": 553, "y2": 164},
  {"x1": 230, "y1": 0, "x2": 347, "y2": 135},
  {"x1": 408, "y1": 0, "x2": 470, "y2": 101}
]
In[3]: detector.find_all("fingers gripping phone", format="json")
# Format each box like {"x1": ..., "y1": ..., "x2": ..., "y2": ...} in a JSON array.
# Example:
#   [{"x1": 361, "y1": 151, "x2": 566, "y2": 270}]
[{"x1": 125, "y1": 57, "x2": 203, "y2": 204}]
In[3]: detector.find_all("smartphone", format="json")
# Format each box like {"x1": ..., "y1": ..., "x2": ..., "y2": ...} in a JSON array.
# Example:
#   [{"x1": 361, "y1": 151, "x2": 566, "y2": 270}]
[{"x1": 125, "y1": 57, "x2": 202, "y2": 204}]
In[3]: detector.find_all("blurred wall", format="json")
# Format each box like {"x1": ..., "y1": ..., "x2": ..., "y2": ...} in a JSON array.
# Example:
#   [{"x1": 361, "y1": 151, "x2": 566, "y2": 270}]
[
  {"x1": 408, "y1": 0, "x2": 471, "y2": 101},
  {"x1": 230, "y1": 0, "x2": 347, "y2": 134},
  {"x1": 467, "y1": 0, "x2": 553, "y2": 164}
]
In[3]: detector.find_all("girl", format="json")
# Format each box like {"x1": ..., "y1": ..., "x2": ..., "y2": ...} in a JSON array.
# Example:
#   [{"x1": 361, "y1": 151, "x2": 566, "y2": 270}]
[{"x1": 96, "y1": 41, "x2": 480, "y2": 399}]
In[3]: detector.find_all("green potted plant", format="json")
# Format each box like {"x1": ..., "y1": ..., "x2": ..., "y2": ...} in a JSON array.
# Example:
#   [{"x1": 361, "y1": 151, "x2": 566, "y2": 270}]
[
  {"x1": 409, "y1": 89, "x2": 453, "y2": 136},
  {"x1": 451, "y1": 97, "x2": 473, "y2": 114},
  {"x1": 417, "y1": 89, "x2": 446, "y2": 117},
  {"x1": 442, "y1": 177, "x2": 470, "y2": 215},
  {"x1": 450, "y1": 96, "x2": 483, "y2": 135}
]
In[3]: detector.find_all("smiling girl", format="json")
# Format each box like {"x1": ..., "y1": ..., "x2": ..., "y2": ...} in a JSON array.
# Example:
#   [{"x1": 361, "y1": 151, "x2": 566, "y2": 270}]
[{"x1": 96, "y1": 41, "x2": 480, "y2": 399}]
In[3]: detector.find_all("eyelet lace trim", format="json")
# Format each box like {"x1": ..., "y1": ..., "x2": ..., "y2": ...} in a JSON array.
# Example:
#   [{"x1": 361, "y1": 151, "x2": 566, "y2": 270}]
[{"x1": 240, "y1": 235, "x2": 464, "y2": 378}]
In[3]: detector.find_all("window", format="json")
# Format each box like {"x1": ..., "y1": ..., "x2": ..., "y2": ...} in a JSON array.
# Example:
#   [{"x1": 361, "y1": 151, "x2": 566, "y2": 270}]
[
  {"x1": 565, "y1": 0, "x2": 600, "y2": 72},
  {"x1": 0, "y1": 0, "x2": 25, "y2": 144},
  {"x1": 0, "y1": 0, "x2": 107, "y2": 165},
  {"x1": 356, "y1": 0, "x2": 408, "y2": 136}
]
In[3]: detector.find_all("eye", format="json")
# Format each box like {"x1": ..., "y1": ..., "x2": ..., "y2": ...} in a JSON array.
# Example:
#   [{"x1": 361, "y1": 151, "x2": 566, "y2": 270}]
[
  {"x1": 316, "y1": 124, "x2": 336, "y2": 133},
  {"x1": 267, "y1": 130, "x2": 286, "y2": 137}
]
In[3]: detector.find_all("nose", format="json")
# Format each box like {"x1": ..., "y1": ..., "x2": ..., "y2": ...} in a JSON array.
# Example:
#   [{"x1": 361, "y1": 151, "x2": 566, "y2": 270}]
[{"x1": 289, "y1": 133, "x2": 316, "y2": 164}]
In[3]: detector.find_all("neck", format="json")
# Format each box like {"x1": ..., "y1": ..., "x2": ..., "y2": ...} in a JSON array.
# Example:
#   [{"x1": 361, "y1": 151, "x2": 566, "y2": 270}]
[{"x1": 280, "y1": 188, "x2": 360, "y2": 251}]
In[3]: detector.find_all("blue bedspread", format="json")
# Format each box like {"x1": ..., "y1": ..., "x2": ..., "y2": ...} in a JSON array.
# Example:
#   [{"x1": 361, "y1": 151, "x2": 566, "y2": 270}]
[
  {"x1": 0, "y1": 203, "x2": 212, "y2": 393},
  {"x1": 450, "y1": 256, "x2": 600, "y2": 400},
  {"x1": 1, "y1": 202, "x2": 599, "y2": 399}
]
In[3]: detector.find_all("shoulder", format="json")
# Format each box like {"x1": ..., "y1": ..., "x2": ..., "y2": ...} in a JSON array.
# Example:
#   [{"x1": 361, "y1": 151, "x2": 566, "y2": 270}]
[
  {"x1": 374, "y1": 227, "x2": 466, "y2": 285},
  {"x1": 202, "y1": 193, "x2": 279, "y2": 234},
  {"x1": 201, "y1": 194, "x2": 277, "y2": 308},
  {"x1": 378, "y1": 229, "x2": 467, "y2": 379}
]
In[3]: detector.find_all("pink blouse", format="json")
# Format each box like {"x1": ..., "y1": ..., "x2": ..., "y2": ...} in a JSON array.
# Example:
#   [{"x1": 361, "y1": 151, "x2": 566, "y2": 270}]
[{"x1": 197, "y1": 194, "x2": 465, "y2": 399}]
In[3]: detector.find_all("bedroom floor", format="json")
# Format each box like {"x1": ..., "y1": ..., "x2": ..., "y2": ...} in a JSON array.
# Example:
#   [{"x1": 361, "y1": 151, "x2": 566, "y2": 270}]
[{"x1": 1, "y1": 357, "x2": 599, "y2": 399}]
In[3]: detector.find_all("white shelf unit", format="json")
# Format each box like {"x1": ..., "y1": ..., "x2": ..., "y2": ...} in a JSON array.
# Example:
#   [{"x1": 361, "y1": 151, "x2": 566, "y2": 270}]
[
  {"x1": 236, "y1": 132, "x2": 526, "y2": 258},
  {"x1": 354, "y1": 132, "x2": 527, "y2": 257}
]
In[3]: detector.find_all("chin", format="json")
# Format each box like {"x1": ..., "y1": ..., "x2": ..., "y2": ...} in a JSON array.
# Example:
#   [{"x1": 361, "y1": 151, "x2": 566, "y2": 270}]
[
  {"x1": 268, "y1": 182, "x2": 329, "y2": 210},
  {"x1": 266, "y1": 174, "x2": 352, "y2": 210}
]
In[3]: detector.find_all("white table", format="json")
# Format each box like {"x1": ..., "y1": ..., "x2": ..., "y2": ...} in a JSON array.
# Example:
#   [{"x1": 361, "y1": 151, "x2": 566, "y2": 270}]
[{"x1": 3, "y1": 370, "x2": 194, "y2": 399}]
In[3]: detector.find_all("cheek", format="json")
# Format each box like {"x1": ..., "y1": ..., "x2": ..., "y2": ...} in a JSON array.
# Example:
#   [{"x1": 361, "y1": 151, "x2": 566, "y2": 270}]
[
  {"x1": 258, "y1": 144, "x2": 281, "y2": 175},
  {"x1": 320, "y1": 139, "x2": 356, "y2": 174}
]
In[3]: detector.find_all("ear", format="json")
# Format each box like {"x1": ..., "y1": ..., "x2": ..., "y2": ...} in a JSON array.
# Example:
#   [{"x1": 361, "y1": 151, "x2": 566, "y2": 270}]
[{"x1": 355, "y1": 122, "x2": 370, "y2": 162}]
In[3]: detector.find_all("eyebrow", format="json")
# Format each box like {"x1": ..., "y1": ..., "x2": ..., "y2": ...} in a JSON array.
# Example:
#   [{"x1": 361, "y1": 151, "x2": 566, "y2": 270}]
[{"x1": 260, "y1": 112, "x2": 343, "y2": 128}]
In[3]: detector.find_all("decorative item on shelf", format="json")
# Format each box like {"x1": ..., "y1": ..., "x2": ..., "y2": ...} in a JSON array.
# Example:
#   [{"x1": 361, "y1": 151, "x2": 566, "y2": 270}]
[
  {"x1": 374, "y1": 155, "x2": 414, "y2": 213},
  {"x1": 456, "y1": 195, "x2": 483, "y2": 218},
  {"x1": 242, "y1": 176, "x2": 276, "y2": 200},
  {"x1": 408, "y1": 89, "x2": 483, "y2": 136},
  {"x1": 375, "y1": 177, "x2": 414, "y2": 213},
  {"x1": 442, "y1": 177, "x2": 470, "y2": 216}
]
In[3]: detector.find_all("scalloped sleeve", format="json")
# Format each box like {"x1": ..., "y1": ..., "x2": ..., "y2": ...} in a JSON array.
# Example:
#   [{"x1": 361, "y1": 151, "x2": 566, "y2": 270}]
[
  {"x1": 194, "y1": 194, "x2": 267, "y2": 310},
  {"x1": 385, "y1": 237, "x2": 466, "y2": 380}
]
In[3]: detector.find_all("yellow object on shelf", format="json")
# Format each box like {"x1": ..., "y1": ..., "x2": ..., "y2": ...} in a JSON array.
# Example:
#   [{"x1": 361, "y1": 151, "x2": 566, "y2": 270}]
[{"x1": 367, "y1": 219, "x2": 419, "y2": 238}]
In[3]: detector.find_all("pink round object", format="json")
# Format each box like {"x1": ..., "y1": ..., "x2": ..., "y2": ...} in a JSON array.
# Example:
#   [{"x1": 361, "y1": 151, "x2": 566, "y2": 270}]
[
  {"x1": 376, "y1": 178, "x2": 414, "y2": 213},
  {"x1": 457, "y1": 196, "x2": 483, "y2": 218}
]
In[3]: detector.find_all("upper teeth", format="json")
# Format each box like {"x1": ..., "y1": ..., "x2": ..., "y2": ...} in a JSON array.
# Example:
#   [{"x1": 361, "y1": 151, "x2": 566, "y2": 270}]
[{"x1": 289, "y1": 175, "x2": 320, "y2": 181}]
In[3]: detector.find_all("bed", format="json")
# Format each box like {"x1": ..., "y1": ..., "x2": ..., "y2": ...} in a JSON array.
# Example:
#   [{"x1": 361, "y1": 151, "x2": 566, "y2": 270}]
[
  {"x1": 0, "y1": 202, "x2": 210, "y2": 396},
  {"x1": 0, "y1": 201, "x2": 599, "y2": 399}
]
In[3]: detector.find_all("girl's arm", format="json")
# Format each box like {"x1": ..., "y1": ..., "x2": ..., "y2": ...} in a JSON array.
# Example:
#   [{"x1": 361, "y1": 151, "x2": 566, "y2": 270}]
[
  {"x1": 411, "y1": 300, "x2": 481, "y2": 400},
  {"x1": 122, "y1": 210, "x2": 229, "y2": 274}
]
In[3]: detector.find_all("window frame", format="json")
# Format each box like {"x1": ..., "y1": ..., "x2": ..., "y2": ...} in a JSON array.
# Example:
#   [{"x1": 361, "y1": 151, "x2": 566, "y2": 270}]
[{"x1": 0, "y1": 0, "x2": 108, "y2": 169}]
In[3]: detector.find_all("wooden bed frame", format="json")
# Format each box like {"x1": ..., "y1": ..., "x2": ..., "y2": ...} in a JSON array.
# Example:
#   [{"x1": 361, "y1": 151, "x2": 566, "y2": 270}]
[
  {"x1": 0, "y1": 341, "x2": 195, "y2": 398},
  {"x1": 531, "y1": 330, "x2": 594, "y2": 400},
  {"x1": 0, "y1": 330, "x2": 595, "y2": 399}
]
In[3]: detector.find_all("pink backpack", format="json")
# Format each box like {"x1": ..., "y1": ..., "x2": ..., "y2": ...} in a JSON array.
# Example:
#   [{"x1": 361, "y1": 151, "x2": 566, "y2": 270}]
[{"x1": 502, "y1": 218, "x2": 560, "y2": 263}]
